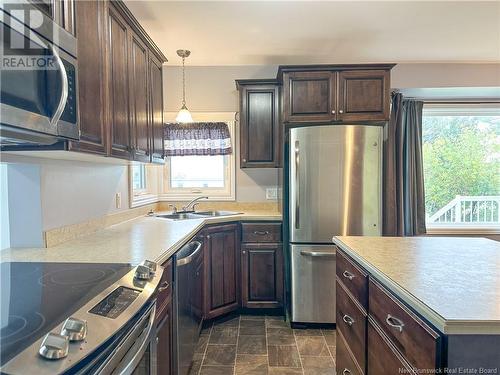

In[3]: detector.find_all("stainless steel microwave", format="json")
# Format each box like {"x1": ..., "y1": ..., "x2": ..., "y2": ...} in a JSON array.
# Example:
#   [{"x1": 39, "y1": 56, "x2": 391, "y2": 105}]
[{"x1": 0, "y1": 2, "x2": 79, "y2": 145}]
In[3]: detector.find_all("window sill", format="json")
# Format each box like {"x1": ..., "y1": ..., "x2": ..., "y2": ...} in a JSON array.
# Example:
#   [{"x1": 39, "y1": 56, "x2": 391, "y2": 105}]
[
  {"x1": 131, "y1": 194, "x2": 159, "y2": 208},
  {"x1": 426, "y1": 225, "x2": 500, "y2": 235},
  {"x1": 158, "y1": 193, "x2": 236, "y2": 202}
]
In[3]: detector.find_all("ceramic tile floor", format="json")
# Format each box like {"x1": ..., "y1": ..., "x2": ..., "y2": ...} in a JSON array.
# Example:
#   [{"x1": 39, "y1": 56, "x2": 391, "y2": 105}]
[{"x1": 190, "y1": 314, "x2": 337, "y2": 375}]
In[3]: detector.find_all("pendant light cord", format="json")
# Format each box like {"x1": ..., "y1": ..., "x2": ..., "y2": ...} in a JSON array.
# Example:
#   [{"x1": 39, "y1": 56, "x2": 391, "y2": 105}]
[{"x1": 182, "y1": 56, "x2": 186, "y2": 107}]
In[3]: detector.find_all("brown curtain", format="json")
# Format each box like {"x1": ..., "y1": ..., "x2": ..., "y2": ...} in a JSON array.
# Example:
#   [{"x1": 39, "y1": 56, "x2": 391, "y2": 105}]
[
  {"x1": 383, "y1": 93, "x2": 426, "y2": 236},
  {"x1": 164, "y1": 122, "x2": 232, "y2": 156}
]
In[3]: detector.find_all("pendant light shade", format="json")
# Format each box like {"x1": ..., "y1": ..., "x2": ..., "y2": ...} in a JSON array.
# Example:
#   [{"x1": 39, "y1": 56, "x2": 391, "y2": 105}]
[
  {"x1": 176, "y1": 49, "x2": 193, "y2": 123},
  {"x1": 176, "y1": 104, "x2": 193, "y2": 123}
]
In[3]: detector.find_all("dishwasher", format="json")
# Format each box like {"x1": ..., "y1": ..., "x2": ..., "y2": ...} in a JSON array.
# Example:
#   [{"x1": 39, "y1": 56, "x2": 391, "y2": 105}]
[{"x1": 173, "y1": 239, "x2": 204, "y2": 375}]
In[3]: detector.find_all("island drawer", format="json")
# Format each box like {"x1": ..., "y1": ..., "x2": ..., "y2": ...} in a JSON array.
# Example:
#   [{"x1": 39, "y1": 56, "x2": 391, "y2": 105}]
[
  {"x1": 369, "y1": 279, "x2": 440, "y2": 370},
  {"x1": 336, "y1": 330, "x2": 364, "y2": 375},
  {"x1": 336, "y1": 249, "x2": 368, "y2": 309},
  {"x1": 336, "y1": 279, "x2": 367, "y2": 371},
  {"x1": 241, "y1": 222, "x2": 282, "y2": 243},
  {"x1": 367, "y1": 318, "x2": 416, "y2": 375}
]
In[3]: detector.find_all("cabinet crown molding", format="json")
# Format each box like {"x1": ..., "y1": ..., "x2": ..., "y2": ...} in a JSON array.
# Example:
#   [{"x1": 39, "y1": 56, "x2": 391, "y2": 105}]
[{"x1": 276, "y1": 63, "x2": 396, "y2": 82}]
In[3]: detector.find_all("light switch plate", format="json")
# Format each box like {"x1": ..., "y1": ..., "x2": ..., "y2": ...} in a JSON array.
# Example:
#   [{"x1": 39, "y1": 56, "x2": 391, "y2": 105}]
[{"x1": 266, "y1": 188, "x2": 278, "y2": 200}]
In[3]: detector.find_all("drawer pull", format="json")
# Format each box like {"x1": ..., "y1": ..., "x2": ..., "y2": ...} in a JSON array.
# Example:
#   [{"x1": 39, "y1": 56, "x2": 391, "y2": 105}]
[
  {"x1": 386, "y1": 314, "x2": 405, "y2": 332},
  {"x1": 158, "y1": 281, "x2": 170, "y2": 292},
  {"x1": 342, "y1": 369, "x2": 351, "y2": 375},
  {"x1": 342, "y1": 314, "x2": 355, "y2": 326},
  {"x1": 253, "y1": 230, "x2": 270, "y2": 236},
  {"x1": 342, "y1": 270, "x2": 355, "y2": 280}
]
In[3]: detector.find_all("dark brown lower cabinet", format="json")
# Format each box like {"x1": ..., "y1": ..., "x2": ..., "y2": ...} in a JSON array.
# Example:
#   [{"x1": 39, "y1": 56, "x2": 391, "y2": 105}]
[
  {"x1": 202, "y1": 223, "x2": 240, "y2": 319},
  {"x1": 155, "y1": 302, "x2": 172, "y2": 375},
  {"x1": 336, "y1": 330, "x2": 363, "y2": 375},
  {"x1": 241, "y1": 243, "x2": 283, "y2": 309},
  {"x1": 367, "y1": 318, "x2": 416, "y2": 375}
]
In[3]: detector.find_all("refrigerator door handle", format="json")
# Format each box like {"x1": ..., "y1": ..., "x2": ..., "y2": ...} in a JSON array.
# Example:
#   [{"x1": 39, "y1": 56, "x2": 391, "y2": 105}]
[{"x1": 295, "y1": 140, "x2": 300, "y2": 229}]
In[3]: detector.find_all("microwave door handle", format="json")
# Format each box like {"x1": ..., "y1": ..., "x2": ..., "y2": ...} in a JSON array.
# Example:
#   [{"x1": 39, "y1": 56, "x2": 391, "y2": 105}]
[{"x1": 49, "y1": 45, "x2": 68, "y2": 128}]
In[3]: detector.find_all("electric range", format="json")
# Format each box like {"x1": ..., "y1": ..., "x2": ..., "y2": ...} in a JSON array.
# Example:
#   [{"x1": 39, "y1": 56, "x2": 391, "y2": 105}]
[{"x1": 0, "y1": 261, "x2": 163, "y2": 375}]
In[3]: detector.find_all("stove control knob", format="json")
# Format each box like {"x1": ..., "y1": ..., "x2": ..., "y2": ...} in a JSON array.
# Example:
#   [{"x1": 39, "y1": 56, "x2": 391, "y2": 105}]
[
  {"x1": 142, "y1": 260, "x2": 157, "y2": 275},
  {"x1": 61, "y1": 317, "x2": 87, "y2": 341},
  {"x1": 135, "y1": 264, "x2": 152, "y2": 280},
  {"x1": 39, "y1": 332, "x2": 69, "y2": 360}
]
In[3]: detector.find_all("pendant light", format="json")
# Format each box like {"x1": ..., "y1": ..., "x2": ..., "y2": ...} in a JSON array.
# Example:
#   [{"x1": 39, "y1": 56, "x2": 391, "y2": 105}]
[{"x1": 175, "y1": 49, "x2": 193, "y2": 123}]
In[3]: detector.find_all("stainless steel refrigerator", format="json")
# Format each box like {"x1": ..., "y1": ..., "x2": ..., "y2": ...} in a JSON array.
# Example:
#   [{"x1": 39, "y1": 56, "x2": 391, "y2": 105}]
[{"x1": 289, "y1": 125, "x2": 382, "y2": 324}]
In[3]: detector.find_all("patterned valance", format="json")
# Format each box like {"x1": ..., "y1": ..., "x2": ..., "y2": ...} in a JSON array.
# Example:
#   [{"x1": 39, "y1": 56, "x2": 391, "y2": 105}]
[{"x1": 164, "y1": 122, "x2": 232, "y2": 156}]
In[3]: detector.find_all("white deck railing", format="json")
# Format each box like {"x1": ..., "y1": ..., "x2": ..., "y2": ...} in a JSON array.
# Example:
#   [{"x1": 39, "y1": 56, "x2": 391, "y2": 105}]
[{"x1": 428, "y1": 196, "x2": 500, "y2": 224}]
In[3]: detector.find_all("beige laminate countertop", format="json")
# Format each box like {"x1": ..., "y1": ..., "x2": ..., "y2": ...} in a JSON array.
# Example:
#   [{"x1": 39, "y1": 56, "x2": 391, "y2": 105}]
[
  {"x1": 333, "y1": 236, "x2": 500, "y2": 335},
  {"x1": 0, "y1": 211, "x2": 281, "y2": 266}
]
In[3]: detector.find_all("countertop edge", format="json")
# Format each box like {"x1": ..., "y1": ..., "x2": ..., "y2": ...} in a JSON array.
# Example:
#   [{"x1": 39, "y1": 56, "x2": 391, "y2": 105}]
[{"x1": 332, "y1": 236, "x2": 500, "y2": 336}]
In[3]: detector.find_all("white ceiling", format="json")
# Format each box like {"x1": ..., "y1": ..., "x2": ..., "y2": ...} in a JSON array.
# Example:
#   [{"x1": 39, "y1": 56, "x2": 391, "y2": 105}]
[{"x1": 124, "y1": 1, "x2": 500, "y2": 66}]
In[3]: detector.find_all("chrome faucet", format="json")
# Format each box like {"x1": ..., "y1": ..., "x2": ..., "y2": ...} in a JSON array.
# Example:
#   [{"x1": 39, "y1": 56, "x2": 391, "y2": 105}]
[{"x1": 182, "y1": 196, "x2": 208, "y2": 212}]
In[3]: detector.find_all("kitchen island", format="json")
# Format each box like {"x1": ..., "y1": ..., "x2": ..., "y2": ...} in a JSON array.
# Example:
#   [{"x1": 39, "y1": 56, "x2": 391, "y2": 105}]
[{"x1": 333, "y1": 236, "x2": 500, "y2": 374}]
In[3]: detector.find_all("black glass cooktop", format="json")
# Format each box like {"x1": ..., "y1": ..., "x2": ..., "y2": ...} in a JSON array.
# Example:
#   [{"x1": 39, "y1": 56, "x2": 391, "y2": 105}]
[{"x1": 0, "y1": 262, "x2": 133, "y2": 366}]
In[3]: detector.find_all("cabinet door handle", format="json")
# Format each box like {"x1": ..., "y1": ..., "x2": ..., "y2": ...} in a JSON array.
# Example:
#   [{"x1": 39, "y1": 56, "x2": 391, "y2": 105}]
[
  {"x1": 158, "y1": 281, "x2": 170, "y2": 292},
  {"x1": 242, "y1": 158, "x2": 247, "y2": 163},
  {"x1": 331, "y1": 110, "x2": 336, "y2": 114},
  {"x1": 253, "y1": 230, "x2": 269, "y2": 236},
  {"x1": 386, "y1": 314, "x2": 405, "y2": 332},
  {"x1": 342, "y1": 270, "x2": 355, "y2": 280},
  {"x1": 342, "y1": 314, "x2": 355, "y2": 326},
  {"x1": 339, "y1": 109, "x2": 344, "y2": 114},
  {"x1": 342, "y1": 369, "x2": 351, "y2": 375}
]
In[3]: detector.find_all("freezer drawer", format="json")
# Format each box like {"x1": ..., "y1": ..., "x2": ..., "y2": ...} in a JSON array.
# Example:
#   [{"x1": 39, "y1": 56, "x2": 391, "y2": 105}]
[{"x1": 290, "y1": 244, "x2": 336, "y2": 323}]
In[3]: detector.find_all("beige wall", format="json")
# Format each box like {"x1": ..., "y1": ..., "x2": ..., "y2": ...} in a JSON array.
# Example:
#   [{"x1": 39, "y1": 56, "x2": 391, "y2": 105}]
[{"x1": 392, "y1": 63, "x2": 500, "y2": 88}]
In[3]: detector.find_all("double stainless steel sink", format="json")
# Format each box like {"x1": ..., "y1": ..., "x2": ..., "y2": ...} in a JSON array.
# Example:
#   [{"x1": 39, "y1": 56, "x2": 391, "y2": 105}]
[{"x1": 156, "y1": 210, "x2": 241, "y2": 221}]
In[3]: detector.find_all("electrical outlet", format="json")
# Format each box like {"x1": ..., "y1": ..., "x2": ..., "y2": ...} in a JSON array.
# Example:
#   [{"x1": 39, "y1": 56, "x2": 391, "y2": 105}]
[
  {"x1": 266, "y1": 188, "x2": 278, "y2": 200},
  {"x1": 115, "y1": 193, "x2": 121, "y2": 209}
]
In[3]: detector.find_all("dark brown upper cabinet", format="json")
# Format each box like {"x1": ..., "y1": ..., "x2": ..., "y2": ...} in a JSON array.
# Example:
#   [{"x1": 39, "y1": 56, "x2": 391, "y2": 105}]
[
  {"x1": 129, "y1": 33, "x2": 150, "y2": 162},
  {"x1": 236, "y1": 79, "x2": 281, "y2": 168},
  {"x1": 338, "y1": 70, "x2": 391, "y2": 122},
  {"x1": 279, "y1": 64, "x2": 395, "y2": 124},
  {"x1": 70, "y1": 0, "x2": 166, "y2": 163},
  {"x1": 69, "y1": 0, "x2": 107, "y2": 155},
  {"x1": 149, "y1": 54, "x2": 165, "y2": 164},
  {"x1": 107, "y1": 3, "x2": 132, "y2": 159},
  {"x1": 282, "y1": 71, "x2": 336, "y2": 123}
]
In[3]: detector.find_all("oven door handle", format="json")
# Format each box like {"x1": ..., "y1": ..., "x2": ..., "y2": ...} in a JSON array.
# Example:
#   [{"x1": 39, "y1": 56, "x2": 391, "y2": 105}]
[
  {"x1": 113, "y1": 303, "x2": 156, "y2": 375},
  {"x1": 97, "y1": 303, "x2": 156, "y2": 375},
  {"x1": 49, "y1": 44, "x2": 69, "y2": 128}
]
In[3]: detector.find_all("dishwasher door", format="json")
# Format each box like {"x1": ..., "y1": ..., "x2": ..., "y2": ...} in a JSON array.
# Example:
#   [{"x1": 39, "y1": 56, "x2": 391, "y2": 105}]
[
  {"x1": 174, "y1": 240, "x2": 203, "y2": 375},
  {"x1": 290, "y1": 244, "x2": 336, "y2": 324}
]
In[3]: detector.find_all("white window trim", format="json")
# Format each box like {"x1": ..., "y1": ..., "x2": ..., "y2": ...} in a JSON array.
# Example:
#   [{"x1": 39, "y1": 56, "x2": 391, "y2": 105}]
[
  {"x1": 426, "y1": 225, "x2": 500, "y2": 235},
  {"x1": 129, "y1": 164, "x2": 160, "y2": 208},
  {"x1": 160, "y1": 112, "x2": 237, "y2": 201},
  {"x1": 423, "y1": 103, "x2": 500, "y2": 234}
]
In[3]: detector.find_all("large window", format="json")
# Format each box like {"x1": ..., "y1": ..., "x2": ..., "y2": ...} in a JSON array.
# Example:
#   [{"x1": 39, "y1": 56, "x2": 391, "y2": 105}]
[
  {"x1": 162, "y1": 117, "x2": 236, "y2": 200},
  {"x1": 422, "y1": 105, "x2": 500, "y2": 232}
]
